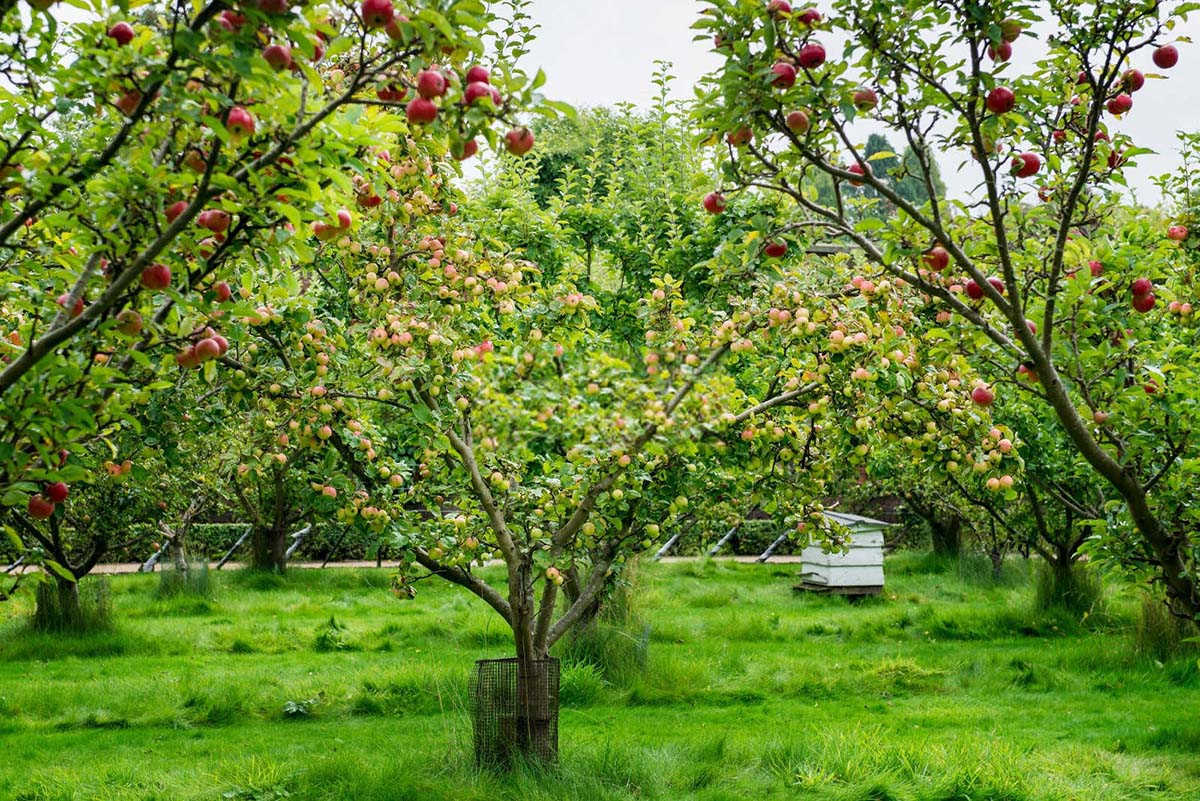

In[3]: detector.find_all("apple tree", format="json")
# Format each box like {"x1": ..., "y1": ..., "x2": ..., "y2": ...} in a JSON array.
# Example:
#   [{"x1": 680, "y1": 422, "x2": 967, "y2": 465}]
[{"x1": 695, "y1": 0, "x2": 1200, "y2": 620}]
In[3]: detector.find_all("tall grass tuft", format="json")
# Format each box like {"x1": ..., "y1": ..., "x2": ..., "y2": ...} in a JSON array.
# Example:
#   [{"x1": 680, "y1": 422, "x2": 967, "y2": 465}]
[
  {"x1": 556, "y1": 559, "x2": 649, "y2": 686},
  {"x1": 1034, "y1": 560, "x2": 1103, "y2": 616},
  {"x1": 31, "y1": 577, "x2": 113, "y2": 633},
  {"x1": 1134, "y1": 592, "x2": 1199, "y2": 662},
  {"x1": 155, "y1": 563, "x2": 213, "y2": 600}
]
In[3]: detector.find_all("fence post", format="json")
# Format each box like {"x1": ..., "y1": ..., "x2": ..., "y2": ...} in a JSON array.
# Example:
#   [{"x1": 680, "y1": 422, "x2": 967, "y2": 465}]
[
  {"x1": 215, "y1": 526, "x2": 252, "y2": 570},
  {"x1": 707, "y1": 524, "x2": 740, "y2": 557},
  {"x1": 755, "y1": 533, "x2": 789, "y2": 563},
  {"x1": 653, "y1": 532, "x2": 682, "y2": 561}
]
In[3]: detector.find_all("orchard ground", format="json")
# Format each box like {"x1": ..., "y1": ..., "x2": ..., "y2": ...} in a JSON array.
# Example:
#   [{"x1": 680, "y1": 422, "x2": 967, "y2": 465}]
[{"x1": 1, "y1": 556, "x2": 1197, "y2": 801}]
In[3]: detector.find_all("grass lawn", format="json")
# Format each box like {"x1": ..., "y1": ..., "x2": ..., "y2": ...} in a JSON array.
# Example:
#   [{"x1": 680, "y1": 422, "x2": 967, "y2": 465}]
[{"x1": 0, "y1": 554, "x2": 1197, "y2": 801}]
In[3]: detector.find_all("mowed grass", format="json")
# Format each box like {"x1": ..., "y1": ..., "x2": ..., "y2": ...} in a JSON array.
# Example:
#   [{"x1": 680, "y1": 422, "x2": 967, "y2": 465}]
[{"x1": 0, "y1": 554, "x2": 1198, "y2": 801}]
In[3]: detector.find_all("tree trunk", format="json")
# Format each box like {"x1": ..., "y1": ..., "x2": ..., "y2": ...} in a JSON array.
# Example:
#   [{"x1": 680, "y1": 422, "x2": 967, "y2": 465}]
[
  {"x1": 931, "y1": 514, "x2": 962, "y2": 559},
  {"x1": 989, "y1": 547, "x2": 1004, "y2": 580},
  {"x1": 250, "y1": 525, "x2": 288, "y2": 572},
  {"x1": 504, "y1": 561, "x2": 556, "y2": 763}
]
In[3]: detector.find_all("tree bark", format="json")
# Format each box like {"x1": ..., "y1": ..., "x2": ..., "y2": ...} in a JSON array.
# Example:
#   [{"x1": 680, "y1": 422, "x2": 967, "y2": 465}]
[
  {"x1": 250, "y1": 525, "x2": 288, "y2": 572},
  {"x1": 33, "y1": 576, "x2": 81, "y2": 631}
]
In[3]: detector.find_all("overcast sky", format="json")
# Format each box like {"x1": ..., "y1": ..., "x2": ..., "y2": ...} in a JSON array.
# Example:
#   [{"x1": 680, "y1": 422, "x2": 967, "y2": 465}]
[{"x1": 523, "y1": 0, "x2": 1200, "y2": 206}]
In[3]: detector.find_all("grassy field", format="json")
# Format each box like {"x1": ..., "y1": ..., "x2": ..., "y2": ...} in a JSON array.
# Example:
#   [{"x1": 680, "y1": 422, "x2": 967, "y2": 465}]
[{"x1": 0, "y1": 554, "x2": 1197, "y2": 801}]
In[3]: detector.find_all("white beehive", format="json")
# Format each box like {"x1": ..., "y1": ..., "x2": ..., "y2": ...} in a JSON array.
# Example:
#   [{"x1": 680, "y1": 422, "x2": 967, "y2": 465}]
[{"x1": 797, "y1": 511, "x2": 888, "y2": 595}]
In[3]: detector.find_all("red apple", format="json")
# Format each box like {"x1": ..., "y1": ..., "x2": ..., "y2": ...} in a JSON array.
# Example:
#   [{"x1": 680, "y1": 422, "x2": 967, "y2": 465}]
[
  {"x1": 213, "y1": 281, "x2": 232, "y2": 302},
  {"x1": 965, "y1": 279, "x2": 983, "y2": 300},
  {"x1": 45, "y1": 482, "x2": 69, "y2": 503},
  {"x1": 987, "y1": 276, "x2": 1005, "y2": 294},
  {"x1": 1131, "y1": 277, "x2": 1152, "y2": 296},
  {"x1": 1089, "y1": 260, "x2": 1104, "y2": 276},
  {"x1": 771, "y1": 62, "x2": 797, "y2": 88},
  {"x1": 847, "y1": 162, "x2": 868, "y2": 186},
  {"x1": 999, "y1": 19, "x2": 1022, "y2": 42},
  {"x1": 1010, "y1": 152, "x2": 1040, "y2": 178},
  {"x1": 212, "y1": 335, "x2": 229, "y2": 355},
  {"x1": 28, "y1": 495, "x2": 54, "y2": 520},
  {"x1": 1168, "y1": 225, "x2": 1188, "y2": 241},
  {"x1": 198, "y1": 209, "x2": 230, "y2": 233},
  {"x1": 262, "y1": 43, "x2": 292, "y2": 71},
  {"x1": 406, "y1": 97, "x2": 437, "y2": 124},
  {"x1": 463, "y1": 81, "x2": 494, "y2": 105},
  {"x1": 923, "y1": 246, "x2": 950, "y2": 271},
  {"x1": 852, "y1": 88, "x2": 878, "y2": 111},
  {"x1": 797, "y1": 7, "x2": 820, "y2": 25},
  {"x1": 466, "y1": 65, "x2": 490, "y2": 84},
  {"x1": 785, "y1": 109, "x2": 810, "y2": 133},
  {"x1": 116, "y1": 89, "x2": 143, "y2": 116},
  {"x1": 140, "y1": 263, "x2": 171, "y2": 290},
  {"x1": 116, "y1": 309, "x2": 142, "y2": 335},
  {"x1": 361, "y1": 0, "x2": 394, "y2": 28},
  {"x1": 797, "y1": 42, "x2": 826, "y2": 69},
  {"x1": 226, "y1": 106, "x2": 255, "y2": 137},
  {"x1": 986, "y1": 87, "x2": 1015, "y2": 114},
  {"x1": 971, "y1": 385, "x2": 995, "y2": 406},
  {"x1": 1132, "y1": 292, "x2": 1156, "y2": 313},
  {"x1": 505, "y1": 127, "x2": 534, "y2": 156},
  {"x1": 1122, "y1": 69, "x2": 1145, "y2": 92},
  {"x1": 987, "y1": 41, "x2": 1012, "y2": 62},
  {"x1": 727, "y1": 126, "x2": 753, "y2": 146},
  {"x1": 764, "y1": 240, "x2": 787, "y2": 258},
  {"x1": 195, "y1": 337, "x2": 222, "y2": 361},
  {"x1": 107, "y1": 22, "x2": 134, "y2": 46},
  {"x1": 1106, "y1": 93, "x2": 1132, "y2": 115},
  {"x1": 766, "y1": 0, "x2": 791, "y2": 15},
  {"x1": 217, "y1": 10, "x2": 246, "y2": 32},
  {"x1": 458, "y1": 139, "x2": 478, "y2": 160},
  {"x1": 337, "y1": 208, "x2": 352, "y2": 228},
  {"x1": 165, "y1": 200, "x2": 188, "y2": 224},
  {"x1": 57, "y1": 293, "x2": 84, "y2": 318},
  {"x1": 417, "y1": 69, "x2": 446, "y2": 99},
  {"x1": 703, "y1": 191, "x2": 726, "y2": 214},
  {"x1": 1153, "y1": 44, "x2": 1179, "y2": 69},
  {"x1": 1052, "y1": 129, "x2": 1066, "y2": 143}
]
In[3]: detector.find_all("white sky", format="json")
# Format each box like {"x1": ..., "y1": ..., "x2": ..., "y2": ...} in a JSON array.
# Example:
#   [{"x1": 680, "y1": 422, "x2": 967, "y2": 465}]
[{"x1": 523, "y1": 0, "x2": 1200, "y2": 207}]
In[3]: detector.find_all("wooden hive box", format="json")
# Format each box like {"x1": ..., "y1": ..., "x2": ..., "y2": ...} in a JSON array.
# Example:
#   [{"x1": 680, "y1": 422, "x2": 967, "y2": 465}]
[{"x1": 796, "y1": 511, "x2": 888, "y2": 596}]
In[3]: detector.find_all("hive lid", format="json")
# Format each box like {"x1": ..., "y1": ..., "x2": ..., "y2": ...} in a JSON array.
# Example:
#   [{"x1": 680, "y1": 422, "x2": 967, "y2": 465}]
[{"x1": 823, "y1": 511, "x2": 893, "y2": 528}]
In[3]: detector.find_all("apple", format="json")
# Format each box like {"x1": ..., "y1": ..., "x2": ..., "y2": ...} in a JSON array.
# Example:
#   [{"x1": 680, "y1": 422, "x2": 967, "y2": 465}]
[
  {"x1": 458, "y1": 139, "x2": 479, "y2": 160},
  {"x1": 764, "y1": 240, "x2": 787, "y2": 258},
  {"x1": 1132, "y1": 293, "x2": 1156, "y2": 313},
  {"x1": 923, "y1": 246, "x2": 949, "y2": 271},
  {"x1": 336, "y1": 208, "x2": 353, "y2": 229},
  {"x1": 797, "y1": 7, "x2": 821, "y2": 25},
  {"x1": 176, "y1": 346, "x2": 199, "y2": 369},
  {"x1": 57, "y1": 293, "x2": 84, "y2": 318},
  {"x1": 797, "y1": 42, "x2": 826, "y2": 69},
  {"x1": 785, "y1": 109, "x2": 810, "y2": 133},
  {"x1": 1168, "y1": 225, "x2": 1188, "y2": 241},
  {"x1": 213, "y1": 281, "x2": 232, "y2": 302},
  {"x1": 1122, "y1": 68, "x2": 1145, "y2": 92},
  {"x1": 986, "y1": 86, "x2": 1015, "y2": 114},
  {"x1": 140, "y1": 263, "x2": 171, "y2": 290},
  {"x1": 195, "y1": 337, "x2": 222, "y2": 361},
  {"x1": 1052, "y1": 129, "x2": 1066, "y2": 143},
  {"x1": 703, "y1": 191, "x2": 726, "y2": 214},
  {"x1": 766, "y1": 0, "x2": 791, "y2": 15},
  {"x1": 116, "y1": 309, "x2": 142, "y2": 335},
  {"x1": 987, "y1": 276, "x2": 1005, "y2": 294},
  {"x1": 1144, "y1": 379, "x2": 1159, "y2": 394},
  {"x1": 116, "y1": 89, "x2": 143, "y2": 116},
  {"x1": 107, "y1": 22, "x2": 134, "y2": 46},
  {"x1": 987, "y1": 41, "x2": 1011, "y2": 61},
  {"x1": 1010, "y1": 152, "x2": 1040, "y2": 177},
  {"x1": 226, "y1": 105, "x2": 255, "y2": 137},
  {"x1": 217, "y1": 10, "x2": 245, "y2": 31},
  {"x1": 1106, "y1": 93, "x2": 1132, "y2": 115},
  {"x1": 852, "y1": 88, "x2": 878, "y2": 111},
  {"x1": 1093, "y1": 410, "x2": 1109, "y2": 424},
  {"x1": 771, "y1": 62, "x2": 797, "y2": 88},
  {"x1": 1153, "y1": 44, "x2": 1179, "y2": 69},
  {"x1": 965, "y1": 279, "x2": 983, "y2": 300},
  {"x1": 999, "y1": 18, "x2": 1022, "y2": 42},
  {"x1": 1089, "y1": 260, "x2": 1104, "y2": 276},
  {"x1": 45, "y1": 481, "x2": 69, "y2": 503},
  {"x1": 262, "y1": 43, "x2": 292, "y2": 70},
  {"x1": 417, "y1": 69, "x2": 447, "y2": 99},
  {"x1": 1131, "y1": 277, "x2": 1153, "y2": 296},
  {"x1": 361, "y1": 0, "x2": 394, "y2": 28},
  {"x1": 197, "y1": 209, "x2": 230, "y2": 233},
  {"x1": 165, "y1": 200, "x2": 187, "y2": 224},
  {"x1": 28, "y1": 495, "x2": 55, "y2": 520},
  {"x1": 406, "y1": 97, "x2": 437, "y2": 124},
  {"x1": 505, "y1": 127, "x2": 535, "y2": 156},
  {"x1": 726, "y1": 126, "x2": 753, "y2": 146},
  {"x1": 971, "y1": 384, "x2": 995, "y2": 406},
  {"x1": 847, "y1": 162, "x2": 868, "y2": 186}
]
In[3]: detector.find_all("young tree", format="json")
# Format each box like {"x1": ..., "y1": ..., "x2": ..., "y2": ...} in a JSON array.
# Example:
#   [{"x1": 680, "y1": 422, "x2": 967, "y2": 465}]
[{"x1": 696, "y1": 0, "x2": 1200, "y2": 620}]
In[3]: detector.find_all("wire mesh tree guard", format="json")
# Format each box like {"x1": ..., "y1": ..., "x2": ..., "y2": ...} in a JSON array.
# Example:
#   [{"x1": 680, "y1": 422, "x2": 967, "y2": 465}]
[{"x1": 470, "y1": 656, "x2": 560, "y2": 766}]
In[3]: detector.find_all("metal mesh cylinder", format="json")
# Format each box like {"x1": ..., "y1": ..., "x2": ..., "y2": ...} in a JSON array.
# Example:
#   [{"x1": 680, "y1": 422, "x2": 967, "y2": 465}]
[{"x1": 470, "y1": 657, "x2": 559, "y2": 766}]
